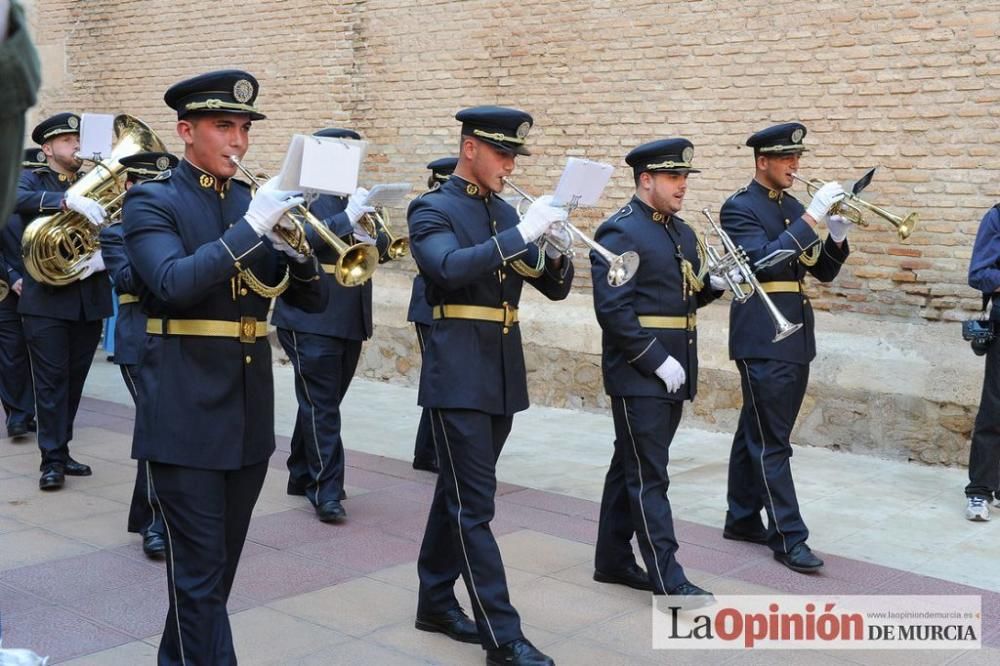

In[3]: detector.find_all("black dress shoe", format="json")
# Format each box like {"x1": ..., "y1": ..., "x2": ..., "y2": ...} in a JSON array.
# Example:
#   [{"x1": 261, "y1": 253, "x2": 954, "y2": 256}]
[
  {"x1": 593, "y1": 563, "x2": 652, "y2": 591},
  {"x1": 286, "y1": 479, "x2": 306, "y2": 496},
  {"x1": 415, "y1": 606, "x2": 479, "y2": 644},
  {"x1": 7, "y1": 423, "x2": 29, "y2": 438},
  {"x1": 774, "y1": 542, "x2": 824, "y2": 573},
  {"x1": 142, "y1": 532, "x2": 166, "y2": 559},
  {"x1": 665, "y1": 581, "x2": 716, "y2": 610},
  {"x1": 723, "y1": 526, "x2": 768, "y2": 544},
  {"x1": 412, "y1": 458, "x2": 440, "y2": 473},
  {"x1": 487, "y1": 638, "x2": 553, "y2": 666},
  {"x1": 316, "y1": 500, "x2": 346, "y2": 523},
  {"x1": 64, "y1": 457, "x2": 92, "y2": 476},
  {"x1": 39, "y1": 465, "x2": 65, "y2": 490}
]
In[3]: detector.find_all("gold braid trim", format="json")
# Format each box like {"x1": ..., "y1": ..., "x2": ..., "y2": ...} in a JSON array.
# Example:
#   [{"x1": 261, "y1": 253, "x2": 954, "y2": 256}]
[
  {"x1": 510, "y1": 249, "x2": 545, "y2": 278},
  {"x1": 798, "y1": 244, "x2": 821, "y2": 267},
  {"x1": 239, "y1": 267, "x2": 290, "y2": 298}
]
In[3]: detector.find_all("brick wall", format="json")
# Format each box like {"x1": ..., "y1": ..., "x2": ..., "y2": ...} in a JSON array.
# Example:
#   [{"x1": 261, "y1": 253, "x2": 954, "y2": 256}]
[{"x1": 23, "y1": 0, "x2": 1000, "y2": 321}]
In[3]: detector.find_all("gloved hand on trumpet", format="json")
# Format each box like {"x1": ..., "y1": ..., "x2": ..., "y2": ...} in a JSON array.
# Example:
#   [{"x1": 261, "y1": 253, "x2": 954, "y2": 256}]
[
  {"x1": 345, "y1": 187, "x2": 377, "y2": 244},
  {"x1": 517, "y1": 194, "x2": 567, "y2": 244},
  {"x1": 825, "y1": 214, "x2": 851, "y2": 243},
  {"x1": 244, "y1": 176, "x2": 309, "y2": 261},
  {"x1": 709, "y1": 266, "x2": 745, "y2": 292},
  {"x1": 804, "y1": 180, "x2": 845, "y2": 224},
  {"x1": 266, "y1": 218, "x2": 309, "y2": 263}
]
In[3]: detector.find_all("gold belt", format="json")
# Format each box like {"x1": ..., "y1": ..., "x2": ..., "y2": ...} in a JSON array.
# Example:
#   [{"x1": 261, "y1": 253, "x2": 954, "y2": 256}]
[
  {"x1": 758, "y1": 281, "x2": 801, "y2": 294},
  {"x1": 432, "y1": 304, "x2": 518, "y2": 327},
  {"x1": 320, "y1": 263, "x2": 339, "y2": 275},
  {"x1": 118, "y1": 293, "x2": 140, "y2": 305},
  {"x1": 637, "y1": 314, "x2": 697, "y2": 331},
  {"x1": 146, "y1": 317, "x2": 268, "y2": 343}
]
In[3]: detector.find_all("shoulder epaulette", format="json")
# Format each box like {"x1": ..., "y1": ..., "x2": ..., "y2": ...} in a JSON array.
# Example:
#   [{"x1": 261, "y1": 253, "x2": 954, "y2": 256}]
[
  {"x1": 727, "y1": 186, "x2": 748, "y2": 201},
  {"x1": 611, "y1": 203, "x2": 633, "y2": 223}
]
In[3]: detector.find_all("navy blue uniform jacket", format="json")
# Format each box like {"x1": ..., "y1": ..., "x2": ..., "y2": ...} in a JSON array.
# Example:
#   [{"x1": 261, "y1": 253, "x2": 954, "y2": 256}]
[
  {"x1": 99, "y1": 223, "x2": 146, "y2": 366},
  {"x1": 592, "y1": 196, "x2": 721, "y2": 401},
  {"x1": 270, "y1": 193, "x2": 389, "y2": 340},
  {"x1": 720, "y1": 180, "x2": 849, "y2": 364},
  {"x1": 408, "y1": 175, "x2": 573, "y2": 416},
  {"x1": 122, "y1": 160, "x2": 328, "y2": 470}
]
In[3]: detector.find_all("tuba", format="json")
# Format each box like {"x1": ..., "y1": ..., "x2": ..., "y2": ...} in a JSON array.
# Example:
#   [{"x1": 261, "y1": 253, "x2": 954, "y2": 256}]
[
  {"x1": 700, "y1": 208, "x2": 802, "y2": 343},
  {"x1": 22, "y1": 114, "x2": 166, "y2": 286},
  {"x1": 502, "y1": 178, "x2": 639, "y2": 287},
  {"x1": 229, "y1": 157, "x2": 380, "y2": 287},
  {"x1": 791, "y1": 173, "x2": 917, "y2": 241}
]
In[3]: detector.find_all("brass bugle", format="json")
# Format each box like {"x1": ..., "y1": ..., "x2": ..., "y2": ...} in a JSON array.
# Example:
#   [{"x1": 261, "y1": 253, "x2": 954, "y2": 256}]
[
  {"x1": 791, "y1": 173, "x2": 917, "y2": 241},
  {"x1": 229, "y1": 157, "x2": 379, "y2": 287},
  {"x1": 360, "y1": 208, "x2": 409, "y2": 261},
  {"x1": 701, "y1": 208, "x2": 802, "y2": 343},
  {"x1": 502, "y1": 178, "x2": 639, "y2": 287}
]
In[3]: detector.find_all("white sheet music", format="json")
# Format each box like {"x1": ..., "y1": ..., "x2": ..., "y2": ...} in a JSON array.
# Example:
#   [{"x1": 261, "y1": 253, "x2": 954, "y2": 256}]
[
  {"x1": 278, "y1": 134, "x2": 368, "y2": 196},
  {"x1": 79, "y1": 113, "x2": 114, "y2": 159},
  {"x1": 364, "y1": 183, "x2": 412, "y2": 208},
  {"x1": 552, "y1": 157, "x2": 614, "y2": 208}
]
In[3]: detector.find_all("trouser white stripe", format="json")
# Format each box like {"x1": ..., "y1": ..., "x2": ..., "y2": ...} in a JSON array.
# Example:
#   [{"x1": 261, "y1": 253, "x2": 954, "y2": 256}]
[{"x1": 147, "y1": 463, "x2": 187, "y2": 666}]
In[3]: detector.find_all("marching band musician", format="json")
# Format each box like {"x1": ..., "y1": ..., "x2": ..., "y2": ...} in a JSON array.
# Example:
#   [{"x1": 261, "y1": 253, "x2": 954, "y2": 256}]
[
  {"x1": 407, "y1": 156, "x2": 458, "y2": 475},
  {"x1": 122, "y1": 70, "x2": 327, "y2": 665},
  {"x1": 720, "y1": 122, "x2": 850, "y2": 573},
  {"x1": 11, "y1": 112, "x2": 111, "y2": 490},
  {"x1": 272, "y1": 126, "x2": 391, "y2": 523},
  {"x1": 591, "y1": 138, "x2": 722, "y2": 606},
  {"x1": 100, "y1": 150, "x2": 179, "y2": 559},
  {"x1": 0, "y1": 149, "x2": 45, "y2": 439},
  {"x1": 408, "y1": 106, "x2": 571, "y2": 666}
]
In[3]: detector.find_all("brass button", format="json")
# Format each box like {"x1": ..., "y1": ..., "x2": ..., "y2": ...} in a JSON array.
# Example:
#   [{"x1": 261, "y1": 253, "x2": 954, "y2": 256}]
[
  {"x1": 689, "y1": 339, "x2": 694, "y2": 345},
  {"x1": 503, "y1": 327, "x2": 509, "y2": 335},
  {"x1": 803, "y1": 299, "x2": 808, "y2": 305},
  {"x1": 245, "y1": 355, "x2": 252, "y2": 365},
  {"x1": 240, "y1": 288, "x2": 248, "y2": 296}
]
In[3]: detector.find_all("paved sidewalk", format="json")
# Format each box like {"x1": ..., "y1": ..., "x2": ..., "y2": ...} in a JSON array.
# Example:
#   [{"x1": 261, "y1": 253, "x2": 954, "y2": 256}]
[{"x1": 0, "y1": 360, "x2": 997, "y2": 664}]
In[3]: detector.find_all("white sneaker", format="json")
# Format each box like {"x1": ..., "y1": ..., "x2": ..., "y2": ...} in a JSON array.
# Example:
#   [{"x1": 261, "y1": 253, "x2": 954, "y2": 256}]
[{"x1": 966, "y1": 497, "x2": 991, "y2": 522}]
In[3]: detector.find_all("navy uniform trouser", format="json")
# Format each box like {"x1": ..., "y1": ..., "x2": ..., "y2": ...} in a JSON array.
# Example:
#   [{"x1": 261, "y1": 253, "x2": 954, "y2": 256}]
[
  {"x1": 0, "y1": 308, "x2": 34, "y2": 431},
  {"x1": 277, "y1": 328, "x2": 361, "y2": 506},
  {"x1": 417, "y1": 408, "x2": 522, "y2": 649},
  {"x1": 595, "y1": 396, "x2": 688, "y2": 594},
  {"x1": 149, "y1": 459, "x2": 268, "y2": 666},
  {"x1": 726, "y1": 358, "x2": 810, "y2": 554},
  {"x1": 966, "y1": 335, "x2": 1000, "y2": 500},
  {"x1": 411, "y1": 323, "x2": 437, "y2": 465},
  {"x1": 120, "y1": 364, "x2": 162, "y2": 536},
  {"x1": 21, "y1": 315, "x2": 101, "y2": 467}
]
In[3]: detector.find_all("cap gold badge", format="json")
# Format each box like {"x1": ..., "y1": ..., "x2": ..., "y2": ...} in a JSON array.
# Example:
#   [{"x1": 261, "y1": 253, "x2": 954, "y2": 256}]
[
  {"x1": 233, "y1": 79, "x2": 254, "y2": 104},
  {"x1": 155, "y1": 156, "x2": 171, "y2": 171},
  {"x1": 681, "y1": 146, "x2": 694, "y2": 163},
  {"x1": 516, "y1": 122, "x2": 530, "y2": 140},
  {"x1": 791, "y1": 128, "x2": 804, "y2": 143},
  {"x1": 67, "y1": 116, "x2": 79, "y2": 129}
]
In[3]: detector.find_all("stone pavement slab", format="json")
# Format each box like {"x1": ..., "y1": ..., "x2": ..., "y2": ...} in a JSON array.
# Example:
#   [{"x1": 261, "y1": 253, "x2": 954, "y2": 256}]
[{"x1": 1, "y1": 364, "x2": 999, "y2": 664}]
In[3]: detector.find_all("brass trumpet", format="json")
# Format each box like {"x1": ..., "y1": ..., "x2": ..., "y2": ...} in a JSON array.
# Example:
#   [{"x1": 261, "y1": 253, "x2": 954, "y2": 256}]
[
  {"x1": 701, "y1": 208, "x2": 802, "y2": 343},
  {"x1": 502, "y1": 178, "x2": 639, "y2": 287},
  {"x1": 791, "y1": 173, "x2": 917, "y2": 241},
  {"x1": 359, "y1": 208, "x2": 409, "y2": 260},
  {"x1": 229, "y1": 157, "x2": 379, "y2": 287}
]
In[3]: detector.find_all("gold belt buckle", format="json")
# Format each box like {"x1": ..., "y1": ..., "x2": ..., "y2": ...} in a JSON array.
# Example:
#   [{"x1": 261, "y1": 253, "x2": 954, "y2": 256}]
[
  {"x1": 239, "y1": 316, "x2": 257, "y2": 344},
  {"x1": 503, "y1": 303, "x2": 516, "y2": 328}
]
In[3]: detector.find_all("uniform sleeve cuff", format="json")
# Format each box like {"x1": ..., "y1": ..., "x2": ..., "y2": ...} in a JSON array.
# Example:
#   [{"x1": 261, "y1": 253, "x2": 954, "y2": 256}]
[
  {"x1": 629, "y1": 339, "x2": 670, "y2": 376},
  {"x1": 493, "y1": 227, "x2": 528, "y2": 261},
  {"x1": 782, "y1": 217, "x2": 821, "y2": 252},
  {"x1": 220, "y1": 220, "x2": 266, "y2": 268}
]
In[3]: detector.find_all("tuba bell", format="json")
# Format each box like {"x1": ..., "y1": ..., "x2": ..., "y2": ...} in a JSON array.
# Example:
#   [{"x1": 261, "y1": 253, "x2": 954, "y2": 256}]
[{"x1": 21, "y1": 114, "x2": 167, "y2": 286}]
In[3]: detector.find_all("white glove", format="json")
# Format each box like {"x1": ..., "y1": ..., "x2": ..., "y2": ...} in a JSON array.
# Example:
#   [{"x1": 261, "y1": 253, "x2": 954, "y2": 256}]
[
  {"x1": 244, "y1": 177, "x2": 305, "y2": 237},
  {"x1": 265, "y1": 230, "x2": 308, "y2": 263},
  {"x1": 345, "y1": 187, "x2": 376, "y2": 226},
  {"x1": 65, "y1": 192, "x2": 107, "y2": 226},
  {"x1": 709, "y1": 267, "x2": 744, "y2": 291},
  {"x1": 353, "y1": 228, "x2": 377, "y2": 245},
  {"x1": 805, "y1": 181, "x2": 845, "y2": 223},
  {"x1": 654, "y1": 355, "x2": 686, "y2": 393},
  {"x1": 71, "y1": 250, "x2": 106, "y2": 280},
  {"x1": 518, "y1": 194, "x2": 568, "y2": 244},
  {"x1": 826, "y1": 214, "x2": 851, "y2": 243},
  {"x1": 543, "y1": 221, "x2": 573, "y2": 259}
]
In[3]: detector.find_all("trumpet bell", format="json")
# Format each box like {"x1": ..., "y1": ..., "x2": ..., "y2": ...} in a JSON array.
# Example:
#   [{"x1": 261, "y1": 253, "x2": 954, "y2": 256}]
[
  {"x1": 386, "y1": 237, "x2": 409, "y2": 261},
  {"x1": 337, "y1": 243, "x2": 381, "y2": 287},
  {"x1": 608, "y1": 251, "x2": 640, "y2": 287},
  {"x1": 773, "y1": 320, "x2": 803, "y2": 343}
]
